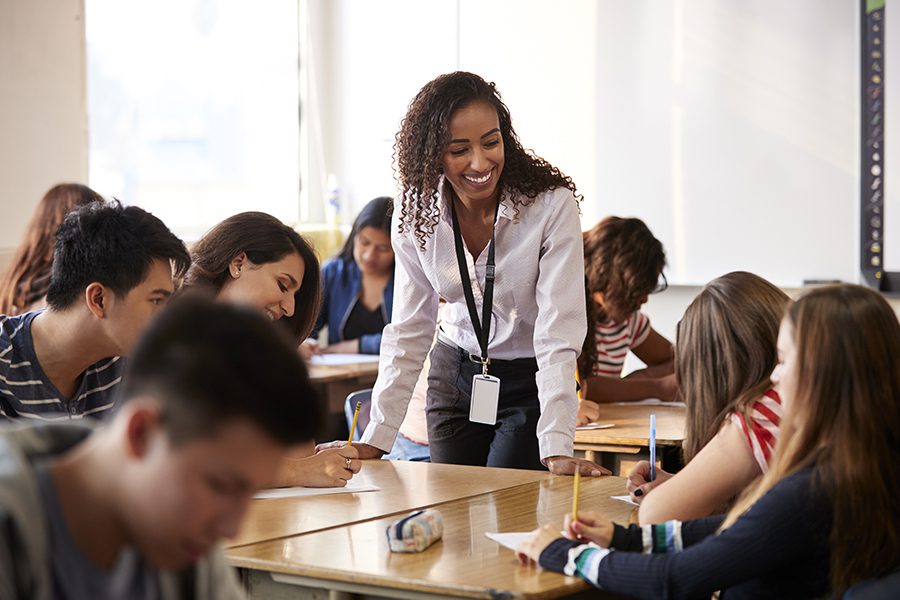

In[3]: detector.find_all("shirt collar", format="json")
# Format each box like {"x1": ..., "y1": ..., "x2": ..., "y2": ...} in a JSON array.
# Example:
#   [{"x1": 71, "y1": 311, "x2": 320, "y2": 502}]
[{"x1": 437, "y1": 176, "x2": 515, "y2": 226}]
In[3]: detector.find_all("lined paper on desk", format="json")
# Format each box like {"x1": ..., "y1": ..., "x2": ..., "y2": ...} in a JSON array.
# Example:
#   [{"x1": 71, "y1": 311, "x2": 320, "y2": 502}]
[
  {"x1": 309, "y1": 354, "x2": 381, "y2": 367},
  {"x1": 611, "y1": 398, "x2": 686, "y2": 407},
  {"x1": 576, "y1": 423, "x2": 615, "y2": 431},
  {"x1": 254, "y1": 481, "x2": 380, "y2": 499}
]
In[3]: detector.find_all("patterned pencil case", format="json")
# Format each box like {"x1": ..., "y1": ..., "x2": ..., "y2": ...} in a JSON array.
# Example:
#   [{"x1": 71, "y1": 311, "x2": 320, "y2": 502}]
[{"x1": 385, "y1": 509, "x2": 443, "y2": 553}]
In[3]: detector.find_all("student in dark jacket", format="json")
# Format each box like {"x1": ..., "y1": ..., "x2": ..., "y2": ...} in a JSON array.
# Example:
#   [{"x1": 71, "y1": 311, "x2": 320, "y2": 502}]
[
  {"x1": 301, "y1": 196, "x2": 394, "y2": 357},
  {"x1": 517, "y1": 284, "x2": 900, "y2": 600}
]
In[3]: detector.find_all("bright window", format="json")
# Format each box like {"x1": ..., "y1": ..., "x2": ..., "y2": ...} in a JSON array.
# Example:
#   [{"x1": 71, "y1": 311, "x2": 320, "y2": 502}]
[{"x1": 85, "y1": 0, "x2": 301, "y2": 239}]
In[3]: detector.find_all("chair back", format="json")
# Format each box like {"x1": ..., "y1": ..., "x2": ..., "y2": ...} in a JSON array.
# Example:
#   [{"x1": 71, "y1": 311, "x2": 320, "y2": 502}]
[{"x1": 345, "y1": 389, "x2": 373, "y2": 441}]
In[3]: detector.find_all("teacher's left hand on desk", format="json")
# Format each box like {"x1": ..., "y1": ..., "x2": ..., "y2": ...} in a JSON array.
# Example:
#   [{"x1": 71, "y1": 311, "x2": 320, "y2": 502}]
[
  {"x1": 274, "y1": 446, "x2": 361, "y2": 488},
  {"x1": 316, "y1": 440, "x2": 385, "y2": 460},
  {"x1": 544, "y1": 456, "x2": 610, "y2": 476}
]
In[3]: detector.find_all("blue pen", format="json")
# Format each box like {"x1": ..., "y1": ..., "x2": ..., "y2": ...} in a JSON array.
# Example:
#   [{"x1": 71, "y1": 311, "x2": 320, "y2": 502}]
[{"x1": 649, "y1": 414, "x2": 657, "y2": 482}]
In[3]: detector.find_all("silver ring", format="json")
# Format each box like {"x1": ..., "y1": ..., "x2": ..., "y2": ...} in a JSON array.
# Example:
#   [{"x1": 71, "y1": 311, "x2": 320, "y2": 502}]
[{"x1": 345, "y1": 457, "x2": 352, "y2": 469}]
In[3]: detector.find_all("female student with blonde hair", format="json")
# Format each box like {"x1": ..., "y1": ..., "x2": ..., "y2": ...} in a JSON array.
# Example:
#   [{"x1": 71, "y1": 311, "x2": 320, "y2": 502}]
[
  {"x1": 627, "y1": 271, "x2": 789, "y2": 524},
  {"x1": 519, "y1": 284, "x2": 900, "y2": 598},
  {"x1": 0, "y1": 183, "x2": 103, "y2": 315}
]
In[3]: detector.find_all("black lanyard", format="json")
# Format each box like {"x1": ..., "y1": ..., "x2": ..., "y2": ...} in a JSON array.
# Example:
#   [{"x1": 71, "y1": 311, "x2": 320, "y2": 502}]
[{"x1": 451, "y1": 198, "x2": 499, "y2": 374}]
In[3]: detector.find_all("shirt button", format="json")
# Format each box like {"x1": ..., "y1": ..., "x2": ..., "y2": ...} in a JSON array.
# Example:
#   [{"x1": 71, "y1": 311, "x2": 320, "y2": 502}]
[{"x1": 69, "y1": 404, "x2": 79, "y2": 415}]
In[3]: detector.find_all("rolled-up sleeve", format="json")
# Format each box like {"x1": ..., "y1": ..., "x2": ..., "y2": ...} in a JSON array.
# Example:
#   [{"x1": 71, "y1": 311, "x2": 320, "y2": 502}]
[
  {"x1": 360, "y1": 204, "x2": 439, "y2": 452},
  {"x1": 532, "y1": 194, "x2": 586, "y2": 460}
]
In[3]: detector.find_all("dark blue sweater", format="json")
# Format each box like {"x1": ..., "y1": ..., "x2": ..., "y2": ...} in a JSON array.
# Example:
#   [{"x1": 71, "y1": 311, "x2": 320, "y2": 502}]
[
  {"x1": 540, "y1": 469, "x2": 831, "y2": 599},
  {"x1": 310, "y1": 258, "x2": 394, "y2": 354}
]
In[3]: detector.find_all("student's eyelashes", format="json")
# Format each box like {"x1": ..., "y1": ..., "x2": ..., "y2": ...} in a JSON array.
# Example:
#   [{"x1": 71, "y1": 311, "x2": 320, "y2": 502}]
[
  {"x1": 449, "y1": 147, "x2": 467, "y2": 157},
  {"x1": 278, "y1": 282, "x2": 288, "y2": 293},
  {"x1": 484, "y1": 139, "x2": 500, "y2": 148}
]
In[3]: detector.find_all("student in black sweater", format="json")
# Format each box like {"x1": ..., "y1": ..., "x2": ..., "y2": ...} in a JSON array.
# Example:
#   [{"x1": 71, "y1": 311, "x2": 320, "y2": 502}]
[{"x1": 518, "y1": 284, "x2": 900, "y2": 599}]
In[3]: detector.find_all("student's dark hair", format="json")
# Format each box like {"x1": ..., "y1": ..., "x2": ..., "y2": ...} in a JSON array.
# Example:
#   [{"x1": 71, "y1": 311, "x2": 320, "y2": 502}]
[
  {"x1": 44, "y1": 200, "x2": 190, "y2": 310},
  {"x1": 337, "y1": 196, "x2": 394, "y2": 262},
  {"x1": 394, "y1": 71, "x2": 581, "y2": 251},
  {"x1": 578, "y1": 217, "x2": 666, "y2": 381},
  {"x1": 183, "y1": 212, "x2": 321, "y2": 344},
  {"x1": 0, "y1": 183, "x2": 104, "y2": 315},
  {"x1": 120, "y1": 296, "x2": 322, "y2": 446}
]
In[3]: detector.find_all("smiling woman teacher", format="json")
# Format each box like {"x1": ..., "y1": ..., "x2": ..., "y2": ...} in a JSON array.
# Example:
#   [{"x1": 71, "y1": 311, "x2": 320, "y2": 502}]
[{"x1": 336, "y1": 72, "x2": 606, "y2": 475}]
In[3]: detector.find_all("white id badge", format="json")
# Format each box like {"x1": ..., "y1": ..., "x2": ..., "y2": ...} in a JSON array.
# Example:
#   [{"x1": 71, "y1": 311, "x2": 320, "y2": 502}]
[{"x1": 469, "y1": 374, "x2": 500, "y2": 425}]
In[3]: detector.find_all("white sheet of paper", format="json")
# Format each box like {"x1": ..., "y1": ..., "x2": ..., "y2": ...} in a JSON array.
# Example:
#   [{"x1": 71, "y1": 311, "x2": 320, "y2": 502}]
[
  {"x1": 611, "y1": 494, "x2": 640, "y2": 507},
  {"x1": 309, "y1": 353, "x2": 381, "y2": 367},
  {"x1": 254, "y1": 481, "x2": 380, "y2": 500},
  {"x1": 485, "y1": 531, "x2": 534, "y2": 551},
  {"x1": 576, "y1": 422, "x2": 615, "y2": 431},
  {"x1": 612, "y1": 398, "x2": 687, "y2": 407}
]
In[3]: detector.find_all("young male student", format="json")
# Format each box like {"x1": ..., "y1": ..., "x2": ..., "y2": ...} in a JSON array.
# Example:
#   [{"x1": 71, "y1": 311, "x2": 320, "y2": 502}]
[
  {"x1": 0, "y1": 200, "x2": 190, "y2": 420},
  {"x1": 0, "y1": 297, "x2": 323, "y2": 599}
]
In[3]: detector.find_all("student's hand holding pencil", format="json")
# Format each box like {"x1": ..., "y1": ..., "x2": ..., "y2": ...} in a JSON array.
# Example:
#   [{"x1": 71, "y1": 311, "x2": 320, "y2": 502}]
[
  {"x1": 564, "y1": 511, "x2": 614, "y2": 547},
  {"x1": 274, "y1": 446, "x2": 361, "y2": 488}
]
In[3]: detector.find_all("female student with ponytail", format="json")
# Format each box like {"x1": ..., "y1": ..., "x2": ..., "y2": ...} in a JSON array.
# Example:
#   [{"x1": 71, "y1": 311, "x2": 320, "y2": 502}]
[{"x1": 518, "y1": 284, "x2": 900, "y2": 598}]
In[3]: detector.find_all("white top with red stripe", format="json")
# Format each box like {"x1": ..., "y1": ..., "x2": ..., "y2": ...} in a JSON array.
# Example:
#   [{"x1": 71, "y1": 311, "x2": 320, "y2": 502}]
[
  {"x1": 591, "y1": 311, "x2": 651, "y2": 378},
  {"x1": 730, "y1": 389, "x2": 783, "y2": 473}
]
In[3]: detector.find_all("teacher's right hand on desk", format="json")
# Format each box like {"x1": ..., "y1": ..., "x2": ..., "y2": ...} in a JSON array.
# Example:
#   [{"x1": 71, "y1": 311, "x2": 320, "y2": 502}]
[
  {"x1": 544, "y1": 456, "x2": 610, "y2": 476},
  {"x1": 626, "y1": 460, "x2": 673, "y2": 502}
]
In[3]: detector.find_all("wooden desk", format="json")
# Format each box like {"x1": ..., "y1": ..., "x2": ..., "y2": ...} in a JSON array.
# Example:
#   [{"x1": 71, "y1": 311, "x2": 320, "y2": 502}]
[
  {"x1": 230, "y1": 460, "x2": 548, "y2": 548},
  {"x1": 308, "y1": 361, "x2": 379, "y2": 439},
  {"x1": 575, "y1": 403, "x2": 686, "y2": 475},
  {"x1": 229, "y1": 472, "x2": 637, "y2": 599},
  {"x1": 307, "y1": 361, "x2": 379, "y2": 386}
]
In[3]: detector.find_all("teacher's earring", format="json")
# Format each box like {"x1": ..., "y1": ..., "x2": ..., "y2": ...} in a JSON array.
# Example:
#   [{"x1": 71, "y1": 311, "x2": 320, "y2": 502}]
[{"x1": 231, "y1": 267, "x2": 242, "y2": 278}]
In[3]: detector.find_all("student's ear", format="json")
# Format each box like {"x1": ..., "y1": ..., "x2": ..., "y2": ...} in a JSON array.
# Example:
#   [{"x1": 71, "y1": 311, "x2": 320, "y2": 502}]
[
  {"x1": 228, "y1": 252, "x2": 247, "y2": 279},
  {"x1": 85, "y1": 282, "x2": 109, "y2": 318},
  {"x1": 124, "y1": 403, "x2": 163, "y2": 460}
]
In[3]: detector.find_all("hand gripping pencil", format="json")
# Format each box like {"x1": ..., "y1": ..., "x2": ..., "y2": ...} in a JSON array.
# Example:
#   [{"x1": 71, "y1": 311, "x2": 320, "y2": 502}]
[{"x1": 347, "y1": 401, "x2": 362, "y2": 446}]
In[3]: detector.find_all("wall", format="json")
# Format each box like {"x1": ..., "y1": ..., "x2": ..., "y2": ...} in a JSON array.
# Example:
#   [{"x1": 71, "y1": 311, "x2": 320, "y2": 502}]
[
  {"x1": 301, "y1": 0, "x2": 598, "y2": 225},
  {"x1": 0, "y1": 0, "x2": 88, "y2": 251},
  {"x1": 628, "y1": 284, "x2": 900, "y2": 374}
]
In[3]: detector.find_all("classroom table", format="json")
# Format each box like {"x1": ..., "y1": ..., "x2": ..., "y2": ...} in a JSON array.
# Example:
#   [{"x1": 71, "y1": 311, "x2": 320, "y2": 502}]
[
  {"x1": 307, "y1": 358, "x2": 380, "y2": 439},
  {"x1": 228, "y1": 465, "x2": 638, "y2": 599},
  {"x1": 230, "y1": 459, "x2": 548, "y2": 548},
  {"x1": 574, "y1": 402, "x2": 687, "y2": 475}
]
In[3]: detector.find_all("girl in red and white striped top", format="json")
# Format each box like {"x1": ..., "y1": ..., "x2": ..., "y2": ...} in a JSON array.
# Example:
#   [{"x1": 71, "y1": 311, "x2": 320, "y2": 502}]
[
  {"x1": 625, "y1": 272, "x2": 791, "y2": 526},
  {"x1": 577, "y1": 218, "x2": 676, "y2": 425},
  {"x1": 732, "y1": 388, "x2": 783, "y2": 472}
]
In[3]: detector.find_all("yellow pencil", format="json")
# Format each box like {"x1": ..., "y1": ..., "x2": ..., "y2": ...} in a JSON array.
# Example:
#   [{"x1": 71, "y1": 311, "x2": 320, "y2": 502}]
[
  {"x1": 347, "y1": 401, "x2": 362, "y2": 446},
  {"x1": 572, "y1": 469, "x2": 581, "y2": 520}
]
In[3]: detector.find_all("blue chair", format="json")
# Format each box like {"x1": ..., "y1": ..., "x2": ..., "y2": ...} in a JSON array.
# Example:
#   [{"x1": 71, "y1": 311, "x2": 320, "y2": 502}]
[{"x1": 344, "y1": 389, "x2": 372, "y2": 442}]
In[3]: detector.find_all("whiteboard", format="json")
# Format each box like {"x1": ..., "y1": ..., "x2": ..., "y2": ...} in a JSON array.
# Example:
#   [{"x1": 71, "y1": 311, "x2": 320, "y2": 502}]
[
  {"x1": 591, "y1": 1, "x2": 859, "y2": 286},
  {"x1": 319, "y1": 0, "x2": 897, "y2": 287}
]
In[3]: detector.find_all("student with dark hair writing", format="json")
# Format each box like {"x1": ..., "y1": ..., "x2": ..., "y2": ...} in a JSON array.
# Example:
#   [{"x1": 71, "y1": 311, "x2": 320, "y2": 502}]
[{"x1": 0, "y1": 297, "x2": 322, "y2": 598}]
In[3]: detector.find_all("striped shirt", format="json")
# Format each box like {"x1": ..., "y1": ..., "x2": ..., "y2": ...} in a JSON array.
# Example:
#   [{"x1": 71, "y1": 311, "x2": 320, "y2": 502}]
[
  {"x1": 0, "y1": 312, "x2": 124, "y2": 421},
  {"x1": 591, "y1": 311, "x2": 651, "y2": 377},
  {"x1": 539, "y1": 469, "x2": 830, "y2": 599},
  {"x1": 730, "y1": 389, "x2": 783, "y2": 473}
]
